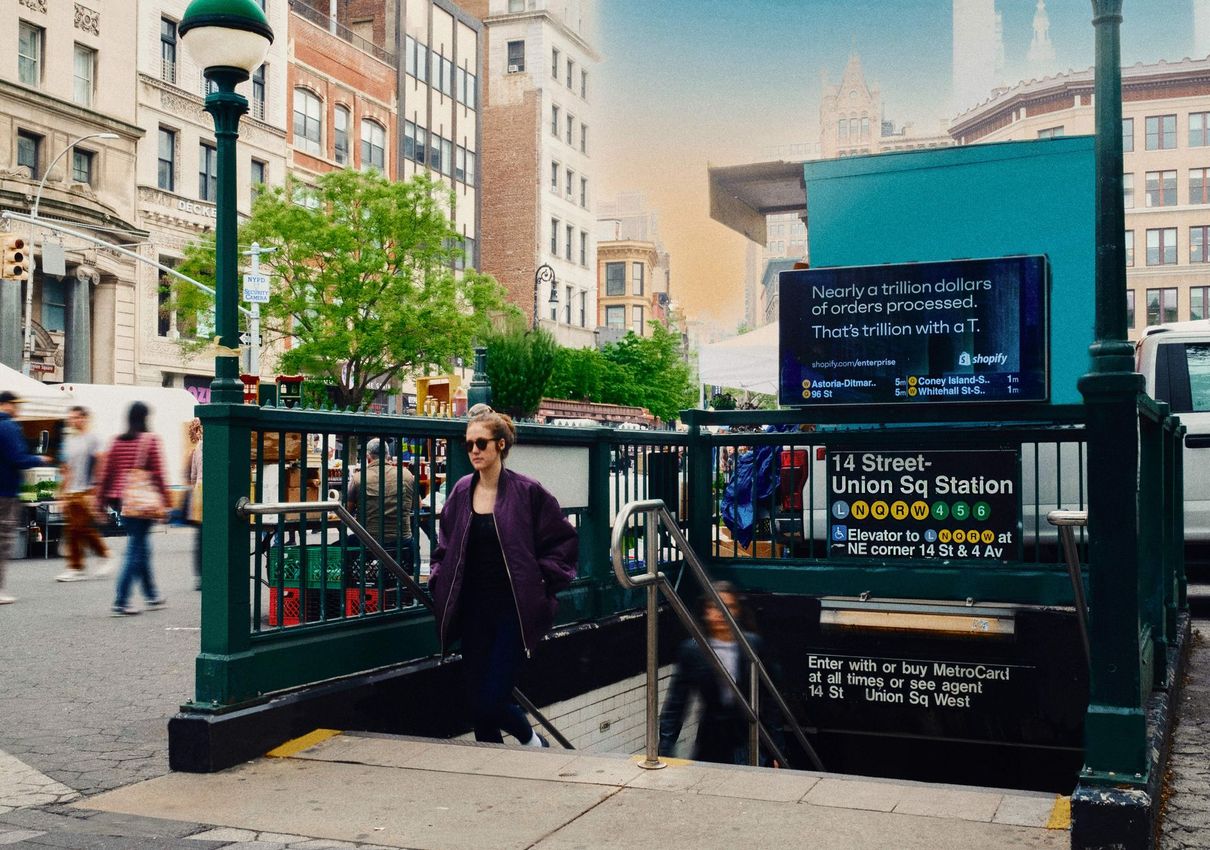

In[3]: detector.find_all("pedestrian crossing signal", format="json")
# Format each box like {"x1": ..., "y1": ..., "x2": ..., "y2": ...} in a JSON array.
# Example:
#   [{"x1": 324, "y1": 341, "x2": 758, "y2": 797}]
[{"x1": 0, "y1": 234, "x2": 28, "y2": 281}]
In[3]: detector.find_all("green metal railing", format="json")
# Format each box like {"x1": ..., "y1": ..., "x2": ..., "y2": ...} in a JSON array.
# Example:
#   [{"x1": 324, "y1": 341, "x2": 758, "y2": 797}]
[{"x1": 192, "y1": 396, "x2": 1184, "y2": 791}]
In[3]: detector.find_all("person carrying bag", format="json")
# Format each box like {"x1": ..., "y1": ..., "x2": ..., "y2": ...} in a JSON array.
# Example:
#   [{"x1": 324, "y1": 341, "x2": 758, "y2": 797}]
[{"x1": 96, "y1": 402, "x2": 169, "y2": 616}]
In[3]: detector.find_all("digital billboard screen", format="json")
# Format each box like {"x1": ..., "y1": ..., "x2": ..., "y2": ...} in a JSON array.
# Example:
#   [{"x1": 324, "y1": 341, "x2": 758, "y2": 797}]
[{"x1": 778, "y1": 255, "x2": 1048, "y2": 407}]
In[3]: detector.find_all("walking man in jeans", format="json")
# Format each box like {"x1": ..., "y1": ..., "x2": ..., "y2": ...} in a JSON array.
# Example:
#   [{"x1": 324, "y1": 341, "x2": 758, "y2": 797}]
[
  {"x1": 0, "y1": 391, "x2": 51, "y2": 604},
  {"x1": 56, "y1": 405, "x2": 110, "y2": 582}
]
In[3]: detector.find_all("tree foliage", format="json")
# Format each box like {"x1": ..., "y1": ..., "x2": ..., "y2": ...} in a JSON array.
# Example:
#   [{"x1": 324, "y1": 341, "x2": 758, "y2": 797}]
[
  {"x1": 483, "y1": 319, "x2": 558, "y2": 419},
  {"x1": 175, "y1": 169, "x2": 513, "y2": 408},
  {"x1": 546, "y1": 346, "x2": 605, "y2": 402}
]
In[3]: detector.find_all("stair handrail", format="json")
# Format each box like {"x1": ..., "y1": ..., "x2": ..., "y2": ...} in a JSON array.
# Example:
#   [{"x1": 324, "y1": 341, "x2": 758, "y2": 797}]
[
  {"x1": 235, "y1": 497, "x2": 573, "y2": 750},
  {"x1": 610, "y1": 498, "x2": 824, "y2": 772}
]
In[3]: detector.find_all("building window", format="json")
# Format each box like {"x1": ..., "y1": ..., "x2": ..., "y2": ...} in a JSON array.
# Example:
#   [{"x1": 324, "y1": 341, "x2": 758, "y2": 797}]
[
  {"x1": 581, "y1": 69, "x2": 588, "y2": 99},
  {"x1": 550, "y1": 217, "x2": 559, "y2": 255},
  {"x1": 605, "y1": 305, "x2": 624, "y2": 329},
  {"x1": 605, "y1": 262, "x2": 625, "y2": 296},
  {"x1": 1121, "y1": 117, "x2": 1133, "y2": 152},
  {"x1": 293, "y1": 89, "x2": 322, "y2": 156},
  {"x1": 550, "y1": 160, "x2": 559, "y2": 192},
  {"x1": 17, "y1": 131, "x2": 41, "y2": 178},
  {"x1": 508, "y1": 0, "x2": 524, "y2": 10},
  {"x1": 632, "y1": 262, "x2": 644, "y2": 295},
  {"x1": 455, "y1": 146, "x2": 467, "y2": 182},
  {"x1": 71, "y1": 149, "x2": 93, "y2": 185},
  {"x1": 160, "y1": 17, "x2": 177, "y2": 84},
  {"x1": 565, "y1": 224, "x2": 573, "y2": 261},
  {"x1": 1145, "y1": 170, "x2": 1177, "y2": 207},
  {"x1": 506, "y1": 40, "x2": 524, "y2": 73},
  {"x1": 334, "y1": 106, "x2": 350, "y2": 165},
  {"x1": 1127, "y1": 290, "x2": 1136, "y2": 330},
  {"x1": 1146, "y1": 228, "x2": 1177, "y2": 265},
  {"x1": 566, "y1": 58, "x2": 573, "y2": 89},
  {"x1": 1125, "y1": 230, "x2": 1134, "y2": 267},
  {"x1": 552, "y1": 47, "x2": 559, "y2": 79},
  {"x1": 404, "y1": 37, "x2": 428, "y2": 83},
  {"x1": 199, "y1": 143, "x2": 217, "y2": 201},
  {"x1": 41, "y1": 276, "x2": 65, "y2": 333},
  {"x1": 251, "y1": 64, "x2": 266, "y2": 120},
  {"x1": 579, "y1": 230, "x2": 587, "y2": 266},
  {"x1": 1193, "y1": 168, "x2": 1210, "y2": 204},
  {"x1": 465, "y1": 147, "x2": 476, "y2": 183},
  {"x1": 566, "y1": 168, "x2": 574, "y2": 200},
  {"x1": 565, "y1": 285, "x2": 572, "y2": 323},
  {"x1": 1146, "y1": 288, "x2": 1178, "y2": 325},
  {"x1": 250, "y1": 159, "x2": 266, "y2": 206},
  {"x1": 579, "y1": 291, "x2": 586, "y2": 326},
  {"x1": 1146, "y1": 115, "x2": 1177, "y2": 150},
  {"x1": 580, "y1": 176, "x2": 588, "y2": 208},
  {"x1": 1193, "y1": 226, "x2": 1210, "y2": 263},
  {"x1": 404, "y1": 121, "x2": 416, "y2": 162},
  {"x1": 566, "y1": 114, "x2": 574, "y2": 145},
  {"x1": 428, "y1": 132, "x2": 441, "y2": 173},
  {"x1": 580, "y1": 123, "x2": 587, "y2": 154},
  {"x1": 440, "y1": 137, "x2": 452, "y2": 177},
  {"x1": 552, "y1": 104, "x2": 560, "y2": 137},
  {"x1": 632, "y1": 305, "x2": 644, "y2": 335},
  {"x1": 157, "y1": 128, "x2": 175, "y2": 190},
  {"x1": 361, "y1": 119, "x2": 385, "y2": 172},
  {"x1": 1191, "y1": 112, "x2": 1210, "y2": 147},
  {"x1": 1192, "y1": 287, "x2": 1210, "y2": 321},
  {"x1": 439, "y1": 55, "x2": 454, "y2": 98},
  {"x1": 1037, "y1": 126, "x2": 1064, "y2": 139},
  {"x1": 1123, "y1": 173, "x2": 1134, "y2": 208},
  {"x1": 18, "y1": 22, "x2": 43, "y2": 87},
  {"x1": 415, "y1": 126, "x2": 426, "y2": 165},
  {"x1": 73, "y1": 45, "x2": 96, "y2": 106}
]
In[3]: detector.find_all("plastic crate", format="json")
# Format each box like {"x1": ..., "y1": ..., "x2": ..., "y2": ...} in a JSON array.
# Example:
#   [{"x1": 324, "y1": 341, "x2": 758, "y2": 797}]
[
  {"x1": 779, "y1": 449, "x2": 810, "y2": 512},
  {"x1": 345, "y1": 586, "x2": 403, "y2": 616},
  {"x1": 266, "y1": 545, "x2": 344, "y2": 588},
  {"x1": 267, "y1": 586, "x2": 344, "y2": 626}
]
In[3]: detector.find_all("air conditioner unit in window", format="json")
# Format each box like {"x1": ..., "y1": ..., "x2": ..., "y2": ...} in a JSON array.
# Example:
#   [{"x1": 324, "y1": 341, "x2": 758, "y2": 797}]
[{"x1": 508, "y1": 64, "x2": 522, "y2": 73}]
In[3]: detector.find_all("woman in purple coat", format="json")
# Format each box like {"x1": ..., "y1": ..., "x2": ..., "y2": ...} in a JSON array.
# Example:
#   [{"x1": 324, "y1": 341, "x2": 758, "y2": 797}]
[{"x1": 429, "y1": 406, "x2": 578, "y2": 746}]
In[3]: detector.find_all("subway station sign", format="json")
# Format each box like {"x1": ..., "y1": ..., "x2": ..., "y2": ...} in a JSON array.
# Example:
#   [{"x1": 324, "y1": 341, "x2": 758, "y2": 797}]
[
  {"x1": 778, "y1": 255, "x2": 1048, "y2": 407},
  {"x1": 828, "y1": 449, "x2": 1019, "y2": 560}
]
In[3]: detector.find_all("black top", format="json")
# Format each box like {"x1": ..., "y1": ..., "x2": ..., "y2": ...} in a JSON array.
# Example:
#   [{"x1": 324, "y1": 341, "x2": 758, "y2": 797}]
[{"x1": 461, "y1": 510, "x2": 512, "y2": 608}]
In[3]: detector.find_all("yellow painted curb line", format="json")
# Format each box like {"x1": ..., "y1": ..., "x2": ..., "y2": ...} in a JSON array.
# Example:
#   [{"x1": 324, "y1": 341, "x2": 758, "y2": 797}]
[
  {"x1": 1046, "y1": 795, "x2": 1072, "y2": 830},
  {"x1": 266, "y1": 729, "x2": 342, "y2": 759},
  {"x1": 631, "y1": 754, "x2": 692, "y2": 766}
]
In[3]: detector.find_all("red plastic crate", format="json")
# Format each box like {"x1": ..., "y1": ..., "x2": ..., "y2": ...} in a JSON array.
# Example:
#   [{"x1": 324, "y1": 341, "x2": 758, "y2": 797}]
[
  {"x1": 268, "y1": 587, "x2": 301, "y2": 626},
  {"x1": 779, "y1": 449, "x2": 810, "y2": 511}
]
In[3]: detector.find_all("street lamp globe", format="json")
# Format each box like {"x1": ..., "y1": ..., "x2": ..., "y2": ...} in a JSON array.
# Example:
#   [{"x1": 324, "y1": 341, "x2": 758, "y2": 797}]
[{"x1": 179, "y1": 0, "x2": 273, "y2": 76}]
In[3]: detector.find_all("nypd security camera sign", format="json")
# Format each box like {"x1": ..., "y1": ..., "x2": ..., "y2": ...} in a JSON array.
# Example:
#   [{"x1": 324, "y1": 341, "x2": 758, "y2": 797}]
[{"x1": 777, "y1": 255, "x2": 1048, "y2": 407}]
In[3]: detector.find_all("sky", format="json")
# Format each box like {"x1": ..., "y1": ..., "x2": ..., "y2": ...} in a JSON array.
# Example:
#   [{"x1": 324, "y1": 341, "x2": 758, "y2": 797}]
[{"x1": 593, "y1": 0, "x2": 1200, "y2": 329}]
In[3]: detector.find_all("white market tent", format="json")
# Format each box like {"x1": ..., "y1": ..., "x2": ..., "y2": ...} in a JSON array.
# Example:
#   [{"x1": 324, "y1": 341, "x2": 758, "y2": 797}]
[
  {"x1": 0, "y1": 363, "x2": 72, "y2": 422},
  {"x1": 698, "y1": 321, "x2": 780, "y2": 395}
]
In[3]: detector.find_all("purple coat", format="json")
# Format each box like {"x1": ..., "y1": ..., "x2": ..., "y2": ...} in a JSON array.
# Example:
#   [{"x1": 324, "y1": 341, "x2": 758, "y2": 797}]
[{"x1": 429, "y1": 467, "x2": 578, "y2": 656}]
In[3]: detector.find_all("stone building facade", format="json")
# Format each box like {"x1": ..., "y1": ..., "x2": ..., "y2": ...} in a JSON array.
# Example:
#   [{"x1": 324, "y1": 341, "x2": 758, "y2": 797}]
[{"x1": 950, "y1": 56, "x2": 1210, "y2": 337}]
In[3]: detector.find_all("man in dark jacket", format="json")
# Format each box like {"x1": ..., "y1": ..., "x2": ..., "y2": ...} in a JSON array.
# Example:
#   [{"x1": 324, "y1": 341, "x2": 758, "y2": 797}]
[{"x1": 0, "y1": 391, "x2": 50, "y2": 604}]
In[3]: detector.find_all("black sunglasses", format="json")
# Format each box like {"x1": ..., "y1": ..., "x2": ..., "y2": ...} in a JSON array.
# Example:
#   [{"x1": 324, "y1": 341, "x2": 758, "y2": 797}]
[{"x1": 464, "y1": 437, "x2": 495, "y2": 453}]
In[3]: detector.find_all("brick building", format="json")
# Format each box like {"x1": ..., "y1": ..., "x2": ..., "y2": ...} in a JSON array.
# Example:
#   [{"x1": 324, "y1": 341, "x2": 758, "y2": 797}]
[{"x1": 460, "y1": 0, "x2": 598, "y2": 348}]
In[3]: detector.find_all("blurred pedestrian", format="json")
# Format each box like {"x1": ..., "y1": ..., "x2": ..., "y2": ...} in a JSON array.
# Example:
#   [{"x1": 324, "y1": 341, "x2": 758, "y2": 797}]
[
  {"x1": 185, "y1": 417, "x2": 203, "y2": 591},
  {"x1": 56, "y1": 405, "x2": 111, "y2": 582},
  {"x1": 95, "y1": 402, "x2": 169, "y2": 616},
  {"x1": 345, "y1": 437, "x2": 415, "y2": 574},
  {"x1": 658, "y1": 581, "x2": 783, "y2": 765},
  {"x1": 0, "y1": 391, "x2": 51, "y2": 604},
  {"x1": 429, "y1": 405, "x2": 578, "y2": 746}
]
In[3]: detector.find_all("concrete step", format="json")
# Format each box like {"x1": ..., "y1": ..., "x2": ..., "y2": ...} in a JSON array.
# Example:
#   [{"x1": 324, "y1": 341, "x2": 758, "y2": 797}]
[{"x1": 80, "y1": 730, "x2": 1071, "y2": 850}]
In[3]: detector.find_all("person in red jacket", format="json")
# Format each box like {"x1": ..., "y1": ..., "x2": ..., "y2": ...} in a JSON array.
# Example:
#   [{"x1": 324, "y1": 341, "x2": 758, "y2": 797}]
[
  {"x1": 95, "y1": 402, "x2": 170, "y2": 616},
  {"x1": 429, "y1": 406, "x2": 578, "y2": 746}
]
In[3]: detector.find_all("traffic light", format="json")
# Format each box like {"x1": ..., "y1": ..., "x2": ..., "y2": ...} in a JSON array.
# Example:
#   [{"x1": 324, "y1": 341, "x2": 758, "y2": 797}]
[{"x1": 0, "y1": 234, "x2": 28, "y2": 281}]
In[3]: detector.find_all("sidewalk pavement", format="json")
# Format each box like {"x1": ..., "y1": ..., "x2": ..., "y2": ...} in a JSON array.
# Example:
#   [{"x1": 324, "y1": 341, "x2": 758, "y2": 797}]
[{"x1": 0, "y1": 527, "x2": 1208, "y2": 848}]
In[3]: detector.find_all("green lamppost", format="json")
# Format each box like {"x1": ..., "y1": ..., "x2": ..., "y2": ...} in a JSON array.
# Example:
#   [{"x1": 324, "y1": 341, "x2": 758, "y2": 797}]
[
  {"x1": 177, "y1": 0, "x2": 272, "y2": 710},
  {"x1": 179, "y1": 0, "x2": 273, "y2": 404}
]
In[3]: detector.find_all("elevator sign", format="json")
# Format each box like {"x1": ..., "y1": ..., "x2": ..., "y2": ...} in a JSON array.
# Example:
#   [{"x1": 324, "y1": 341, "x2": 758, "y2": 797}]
[{"x1": 827, "y1": 450, "x2": 1020, "y2": 561}]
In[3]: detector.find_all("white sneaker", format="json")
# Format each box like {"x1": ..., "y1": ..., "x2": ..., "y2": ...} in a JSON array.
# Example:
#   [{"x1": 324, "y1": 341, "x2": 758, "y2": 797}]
[
  {"x1": 0, "y1": 594, "x2": 15, "y2": 604},
  {"x1": 56, "y1": 570, "x2": 88, "y2": 582}
]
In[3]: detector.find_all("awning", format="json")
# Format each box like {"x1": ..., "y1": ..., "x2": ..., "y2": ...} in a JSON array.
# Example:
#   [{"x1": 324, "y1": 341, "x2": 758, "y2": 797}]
[{"x1": 698, "y1": 322, "x2": 779, "y2": 395}]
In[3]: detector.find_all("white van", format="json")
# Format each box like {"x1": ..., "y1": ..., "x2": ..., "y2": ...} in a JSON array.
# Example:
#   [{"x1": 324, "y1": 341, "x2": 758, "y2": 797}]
[{"x1": 1136, "y1": 321, "x2": 1210, "y2": 562}]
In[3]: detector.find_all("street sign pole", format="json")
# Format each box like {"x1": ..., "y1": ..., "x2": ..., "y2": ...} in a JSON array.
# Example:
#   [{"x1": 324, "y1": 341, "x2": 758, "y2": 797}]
[{"x1": 241, "y1": 241, "x2": 275, "y2": 374}]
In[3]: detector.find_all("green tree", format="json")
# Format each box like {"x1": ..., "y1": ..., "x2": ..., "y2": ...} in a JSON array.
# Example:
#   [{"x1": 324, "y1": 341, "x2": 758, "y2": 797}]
[
  {"x1": 483, "y1": 319, "x2": 558, "y2": 419},
  {"x1": 546, "y1": 346, "x2": 606, "y2": 401},
  {"x1": 600, "y1": 322, "x2": 695, "y2": 422},
  {"x1": 175, "y1": 169, "x2": 512, "y2": 409}
]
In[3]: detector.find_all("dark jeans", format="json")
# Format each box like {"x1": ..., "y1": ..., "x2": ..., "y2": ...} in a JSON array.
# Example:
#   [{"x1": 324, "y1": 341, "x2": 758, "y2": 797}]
[
  {"x1": 460, "y1": 601, "x2": 532, "y2": 744},
  {"x1": 115, "y1": 517, "x2": 159, "y2": 607}
]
